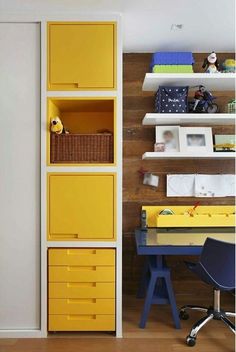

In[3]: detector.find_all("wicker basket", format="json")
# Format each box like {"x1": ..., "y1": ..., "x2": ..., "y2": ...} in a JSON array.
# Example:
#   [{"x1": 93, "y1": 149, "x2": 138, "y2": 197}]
[{"x1": 50, "y1": 133, "x2": 113, "y2": 163}]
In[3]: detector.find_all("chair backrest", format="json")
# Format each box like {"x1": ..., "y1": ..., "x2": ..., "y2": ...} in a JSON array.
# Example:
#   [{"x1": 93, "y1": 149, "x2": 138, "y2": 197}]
[{"x1": 200, "y1": 238, "x2": 235, "y2": 289}]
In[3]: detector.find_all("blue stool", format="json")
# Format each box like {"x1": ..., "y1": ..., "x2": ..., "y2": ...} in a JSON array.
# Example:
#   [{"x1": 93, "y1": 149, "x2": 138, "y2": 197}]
[{"x1": 138, "y1": 255, "x2": 181, "y2": 329}]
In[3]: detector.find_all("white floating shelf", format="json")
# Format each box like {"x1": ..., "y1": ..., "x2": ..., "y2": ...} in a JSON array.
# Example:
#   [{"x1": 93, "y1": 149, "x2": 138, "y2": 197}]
[
  {"x1": 142, "y1": 113, "x2": 235, "y2": 126},
  {"x1": 142, "y1": 73, "x2": 236, "y2": 91},
  {"x1": 142, "y1": 152, "x2": 235, "y2": 160}
]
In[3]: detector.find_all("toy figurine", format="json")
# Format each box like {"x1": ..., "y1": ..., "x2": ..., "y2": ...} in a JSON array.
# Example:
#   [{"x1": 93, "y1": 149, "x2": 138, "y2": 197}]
[
  {"x1": 50, "y1": 116, "x2": 68, "y2": 134},
  {"x1": 202, "y1": 52, "x2": 219, "y2": 73},
  {"x1": 222, "y1": 59, "x2": 236, "y2": 73},
  {"x1": 188, "y1": 85, "x2": 218, "y2": 113}
]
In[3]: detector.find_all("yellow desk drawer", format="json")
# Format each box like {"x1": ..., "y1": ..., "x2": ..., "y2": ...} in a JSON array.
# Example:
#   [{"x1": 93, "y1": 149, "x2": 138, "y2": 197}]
[
  {"x1": 48, "y1": 249, "x2": 115, "y2": 266},
  {"x1": 48, "y1": 174, "x2": 116, "y2": 241},
  {"x1": 48, "y1": 314, "x2": 115, "y2": 331},
  {"x1": 49, "y1": 298, "x2": 115, "y2": 315},
  {"x1": 49, "y1": 282, "x2": 115, "y2": 299},
  {"x1": 48, "y1": 266, "x2": 115, "y2": 283}
]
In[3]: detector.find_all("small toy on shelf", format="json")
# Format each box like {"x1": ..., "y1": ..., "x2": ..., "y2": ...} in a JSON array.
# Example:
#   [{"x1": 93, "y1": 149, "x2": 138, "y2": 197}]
[
  {"x1": 214, "y1": 134, "x2": 236, "y2": 152},
  {"x1": 202, "y1": 52, "x2": 219, "y2": 73},
  {"x1": 226, "y1": 99, "x2": 236, "y2": 114},
  {"x1": 188, "y1": 85, "x2": 218, "y2": 113},
  {"x1": 222, "y1": 59, "x2": 236, "y2": 73},
  {"x1": 50, "y1": 116, "x2": 69, "y2": 134}
]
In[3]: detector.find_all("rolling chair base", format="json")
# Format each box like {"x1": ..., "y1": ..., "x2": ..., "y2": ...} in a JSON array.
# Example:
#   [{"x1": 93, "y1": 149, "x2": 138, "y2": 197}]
[{"x1": 180, "y1": 289, "x2": 235, "y2": 347}]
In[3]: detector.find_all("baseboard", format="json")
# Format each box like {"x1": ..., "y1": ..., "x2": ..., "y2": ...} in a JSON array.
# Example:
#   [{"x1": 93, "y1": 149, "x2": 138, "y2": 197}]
[{"x1": 0, "y1": 329, "x2": 44, "y2": 338}]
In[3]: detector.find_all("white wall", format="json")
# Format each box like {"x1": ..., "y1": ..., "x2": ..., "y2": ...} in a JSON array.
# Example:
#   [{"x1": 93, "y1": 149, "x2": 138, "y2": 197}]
[
  {"x1": 0, "y1": 0, "x2": 235, "y2": 52},
  {"x1": 0, "y1": 23, "x2": 40, "y2": 329}
]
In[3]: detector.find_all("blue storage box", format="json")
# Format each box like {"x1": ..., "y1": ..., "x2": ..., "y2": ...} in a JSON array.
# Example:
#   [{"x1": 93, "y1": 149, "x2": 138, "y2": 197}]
[{"x1": 150, "y1": 52, "x2": 195, "y2": 69}]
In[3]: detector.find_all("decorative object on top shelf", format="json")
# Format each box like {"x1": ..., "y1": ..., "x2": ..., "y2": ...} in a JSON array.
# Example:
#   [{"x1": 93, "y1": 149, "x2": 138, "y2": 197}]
[
  {"x1": 50, "y1": 116, "x2": 69, "y2": 134},
  {"x1": 226, "y1": 99, "x2": 236, "y2": 114},
  {"x1": 150, "y1": 51, "x2": 194, "y2": 73},
  {"x1": 188, "y1": 85, "x2": 218, "y2": 113},
  {"x1": 214, "y1": 134, "x2": 236, "y2": 152},
  {"x1": 179, "y1": 127, "x2": 213, "y2": 154},
  {"x1": 202, "y1": 52, "x2": 219, "y2": 73},
  {"x1": 155, "y1": 86, "x2": 188, "y2": 113},
  {"x1": 222, "y1": 59, "x2": 236, "y2": 73},
  {"x1": 155, "y1": 126, "x2": 180, "y2": 152}
]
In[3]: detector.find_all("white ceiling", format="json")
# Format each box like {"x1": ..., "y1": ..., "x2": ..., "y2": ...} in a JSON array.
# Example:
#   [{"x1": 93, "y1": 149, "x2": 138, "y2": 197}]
[{"x1": 0, "y1": 0, "x2": 235, "y2": 52}]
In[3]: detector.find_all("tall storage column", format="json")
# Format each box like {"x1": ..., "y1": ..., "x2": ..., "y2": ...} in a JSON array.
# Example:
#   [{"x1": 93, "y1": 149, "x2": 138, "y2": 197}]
[{"x1": 42, "y1": 17, "x2": 122, "y2": 336}]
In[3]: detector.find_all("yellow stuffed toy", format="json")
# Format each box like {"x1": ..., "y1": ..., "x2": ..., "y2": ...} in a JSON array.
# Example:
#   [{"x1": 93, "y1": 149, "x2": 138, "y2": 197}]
[{"x1": 50, "y1": 116, "x2": 67, "y2": 134}]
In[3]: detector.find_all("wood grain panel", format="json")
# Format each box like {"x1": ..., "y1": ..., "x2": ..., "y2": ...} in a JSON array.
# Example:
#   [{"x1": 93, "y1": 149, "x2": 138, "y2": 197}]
[{"x1": 123, "y1": 53, "x2": 235, "y2": 295}]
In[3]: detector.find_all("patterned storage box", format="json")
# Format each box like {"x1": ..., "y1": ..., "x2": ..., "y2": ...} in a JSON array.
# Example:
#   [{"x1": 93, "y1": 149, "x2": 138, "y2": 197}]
[{"x1": 155, "y1": 86, "x2": 189, "y2": 113}]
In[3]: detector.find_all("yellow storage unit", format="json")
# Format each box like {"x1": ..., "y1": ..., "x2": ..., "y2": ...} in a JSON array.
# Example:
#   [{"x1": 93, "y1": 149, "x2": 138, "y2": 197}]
[
  {"x1": 48, "y1": 173, "x2": 116, "y2": 241},
  {"x1": 48, "y1": 22, "x2": 116, "y2": 90},
  {"x1": 142, "y1": 205, "x2": 235, "y2": 228},
  {"x1": 48, "y1": 248, "x2": 115, "y2": 332}
]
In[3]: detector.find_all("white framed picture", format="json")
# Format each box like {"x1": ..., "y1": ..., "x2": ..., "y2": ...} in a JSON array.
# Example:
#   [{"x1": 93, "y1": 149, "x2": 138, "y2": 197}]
[
  {"x1": 179, "y1": 127, "x2": 213, "y2": 154},
  {"x1": 155, "y1": 126, "x2": 180, "y2": 152}
]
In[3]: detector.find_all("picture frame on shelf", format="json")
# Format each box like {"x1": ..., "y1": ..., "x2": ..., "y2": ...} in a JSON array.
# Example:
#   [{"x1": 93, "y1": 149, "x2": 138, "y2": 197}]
[
  {"x1": 179, "y1": 127, "x2": 213, "y2": 154},
  {"x1": 214, "y1": 134, "x2": 236, "y2": 152},
  {"x1": 155, "y1": 126, "x2": 180, "y2": 152}
]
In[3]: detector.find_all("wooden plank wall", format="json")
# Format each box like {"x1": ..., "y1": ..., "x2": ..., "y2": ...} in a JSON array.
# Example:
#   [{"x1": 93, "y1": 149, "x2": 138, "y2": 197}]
[{"x1": 123, "y1": 53, "x2": 235, "y2": 295}]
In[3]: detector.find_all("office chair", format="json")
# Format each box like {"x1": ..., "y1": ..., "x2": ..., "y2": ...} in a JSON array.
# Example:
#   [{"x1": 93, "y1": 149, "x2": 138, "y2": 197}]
[{"x1": 179, "y1": 237, "x2": 235, "y2": 347}]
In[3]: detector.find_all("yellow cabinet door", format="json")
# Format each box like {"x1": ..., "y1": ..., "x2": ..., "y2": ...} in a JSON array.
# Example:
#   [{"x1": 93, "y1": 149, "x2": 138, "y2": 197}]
[
  {"x1": 48, "y1": 174, "x2": 116, "y2": 240},
  {"x1": 48, "y1": 22, "x2": 116, "y2": 90}
]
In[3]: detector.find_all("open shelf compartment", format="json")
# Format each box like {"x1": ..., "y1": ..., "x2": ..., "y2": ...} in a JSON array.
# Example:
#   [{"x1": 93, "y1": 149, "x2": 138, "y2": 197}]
[{"x1": 47, "y1": 98, "x2": 115, "y2": 165}]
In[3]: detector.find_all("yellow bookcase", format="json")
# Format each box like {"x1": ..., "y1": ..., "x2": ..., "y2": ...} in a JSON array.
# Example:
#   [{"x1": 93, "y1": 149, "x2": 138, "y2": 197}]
[{"x1": 44, "y1": 19, "x2": 121, "y2": 335}]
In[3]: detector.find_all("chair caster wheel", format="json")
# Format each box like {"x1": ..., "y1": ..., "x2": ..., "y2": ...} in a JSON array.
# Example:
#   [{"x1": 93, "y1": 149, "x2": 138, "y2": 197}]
[
  {"x1": 186, "y1": 335, "x2": 196, "y2": 347},
  {"x1": 179, "y1": 310, "x2": 189, "y2": 320}
]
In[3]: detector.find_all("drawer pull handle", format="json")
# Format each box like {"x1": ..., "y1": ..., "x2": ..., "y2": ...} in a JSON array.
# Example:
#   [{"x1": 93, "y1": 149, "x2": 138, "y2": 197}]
[
  {"x1": 67, "y1": 299, "x2": 96, "y2": 304},
  {"x1": 67, "y1": 282, "x2": 96, "y2": 288},
  {"x1": 50, "y1": 234, "x2": 79, "y2": 240},
  {"x1": 67, "y1": 266, "x2": 97, "y2": 271},
  {"x1": 67, "y1": 315, "x2": 96, "y2": 321},
  {"x1": 67, "y1": 249, "x2": 97, "y2": 255}
]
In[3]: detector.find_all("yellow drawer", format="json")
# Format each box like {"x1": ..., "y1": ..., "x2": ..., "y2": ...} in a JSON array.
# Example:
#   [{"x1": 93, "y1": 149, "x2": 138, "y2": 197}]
[
  {"x1": 49, "y1": 282, "x2": 115, "y2": 299},
  {"x1": 49, "y1": 298, "x2": 115, "y2": 315},
  {"x1": 48, "y1": 314, "x2": 115, "y2": 331},
  {"x1": 48, "y1": 249, "x2": 115, "y2": 266},
  {"x1": 48, "y1": 266, "x2": 115, "y2": 283}
]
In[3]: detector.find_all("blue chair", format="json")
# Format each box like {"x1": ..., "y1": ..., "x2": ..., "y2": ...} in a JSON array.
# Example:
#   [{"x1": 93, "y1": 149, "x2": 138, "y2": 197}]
[{"x1": 179, "y1": 238, "x2": 235, "y2": 347}]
